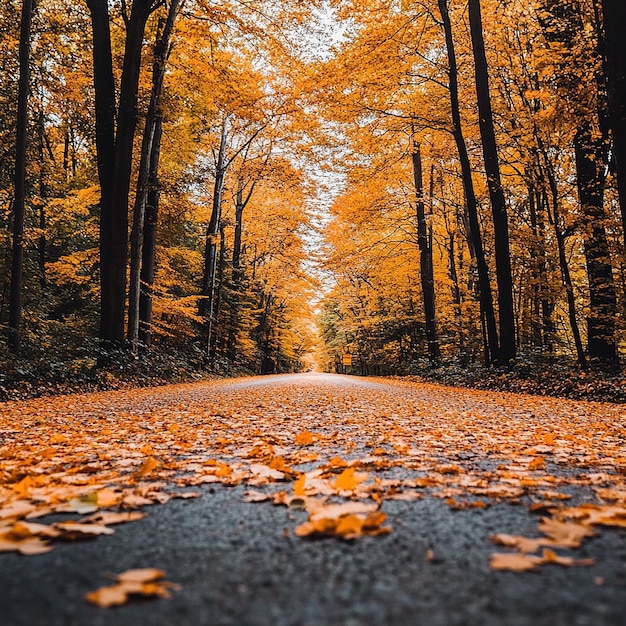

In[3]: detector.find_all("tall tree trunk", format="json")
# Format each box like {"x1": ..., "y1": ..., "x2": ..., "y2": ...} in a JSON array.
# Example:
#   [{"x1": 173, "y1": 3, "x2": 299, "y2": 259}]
[
  {"x1": 227, "y1": 186, "x2": 246, "y2": 363},
  {"x1": 437, "y1": 0, "x2": 500, "y2": 364},
  {"x1": 411, "y1": 140, "x2": 439, "y2": 362},
  {"x1": 200, "y1": 117, "x2": 229, "y2": 355},
  {"x1": 85, "y1": 0, "x2": 116, "y2": 343},
  {"x1": 8, "y1": 0, "x2": 33, "y2": 354},
  {"x1": 601, "y1": 0, "x2": 626, "y2": 241},
  {"x1": 128, "y1": 0, "x2": 180, "y2": 351},
  {"x1": 209, "y1": 225, "x2": 227, "y2": 364},
  {"x1": 468, "y1": 0, "x2": 516, "y2": 365},
  {"x1": 37, "y1": 110, "x2": 47, "y2": 289},
  {"x1": 86, "y1": 0, "x2": 155, "y2": 345},
  {"x1": 574, "y1": 123, "x2": 619, "y2": 367},
  {"x1": 138, "y1": 116, "x2": 163, "y2": 347}
]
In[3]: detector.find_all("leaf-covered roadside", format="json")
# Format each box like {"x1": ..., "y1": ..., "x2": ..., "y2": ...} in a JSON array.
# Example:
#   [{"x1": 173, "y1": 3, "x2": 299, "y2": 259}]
[
  {"x1": 404, "y1": 361, "x2": 626, "y2": 404},
  {"x1": 1, "y1": 375, "x2": 625, "y2": 584}
]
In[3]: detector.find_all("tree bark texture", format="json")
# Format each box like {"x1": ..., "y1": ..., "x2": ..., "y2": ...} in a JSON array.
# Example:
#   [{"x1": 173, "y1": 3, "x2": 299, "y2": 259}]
[
  {"x1": 468, "y1": 0, "x2": 517, "y2": 365},
  {"x1": 138, "y1": 116, "x2": 163, "y2": 347},
  {"x1": 601, "y1": 0, "x2": 626, "y2": 241},
  {"x1": 128, "y1": 0, "x2": 180, "y2": 351},
  {"x1": 200, "y1": 117, "x2": 229, "y2": 354},
  {"x1": 86, "y1": 0, "x2": 155, "y2": 345},
  {"x1": 8, "y1": 0, "x2": 33, "y2": 354},
  {"x1": 411, "y1": 141, "x2": 440, "y2": 362},
  {"x1": 437, "y1": 0, "x2": 500, "y2": 364},
  {"x1": 574, "y1": 123, "x2": 619, "y2": 367}
]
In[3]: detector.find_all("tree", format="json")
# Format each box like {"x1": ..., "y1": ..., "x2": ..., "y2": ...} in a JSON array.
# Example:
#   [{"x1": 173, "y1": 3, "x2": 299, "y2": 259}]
[
  {"x1": 411, "y1": 138, "x2": 439, "y2": 362},
  {"x1": 85, "y1": 0, "x2": 160, "y2": 345},
  {"x1": 601, "y1": 0, "x2": 626, "y2": 237},
  {"x1": 467, "y1": 0, "x2": 516, "y2": 364},
  {"x1": 8, "y1": 0, "x2": 34, "y2": 354},
  {"x1": 128, "y1": 0, "x2": 181, "y2": 352},
  {"x1": 437, "y1": 0, "x2": 499, "y2": 365}
]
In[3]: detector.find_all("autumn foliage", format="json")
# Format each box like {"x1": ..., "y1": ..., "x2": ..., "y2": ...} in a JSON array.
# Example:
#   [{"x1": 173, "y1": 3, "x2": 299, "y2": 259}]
[{"x1": 1, "y1": 0, "x2": 626, "y2": 386}]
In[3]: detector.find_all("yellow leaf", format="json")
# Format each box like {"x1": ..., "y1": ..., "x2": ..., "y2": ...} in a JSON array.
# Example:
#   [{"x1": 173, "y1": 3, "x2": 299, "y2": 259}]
[
  {"x1": 136, "y1": 457, "x2": 159, "y2": 478},
  {"x1": 295, "y1": 431, "x2": 314, "y2": 445}
]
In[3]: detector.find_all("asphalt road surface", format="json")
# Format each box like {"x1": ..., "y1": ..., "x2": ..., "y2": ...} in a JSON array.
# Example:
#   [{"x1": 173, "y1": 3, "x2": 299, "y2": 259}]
[{"x1": 1, "y1": 373, "x2": 625, "y2": 625}]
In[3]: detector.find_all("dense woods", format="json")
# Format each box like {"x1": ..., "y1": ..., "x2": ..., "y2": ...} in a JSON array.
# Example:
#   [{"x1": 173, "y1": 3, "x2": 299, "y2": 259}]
[{"x1": 1, "y1": 0, "x2": 625, "y2": 389}]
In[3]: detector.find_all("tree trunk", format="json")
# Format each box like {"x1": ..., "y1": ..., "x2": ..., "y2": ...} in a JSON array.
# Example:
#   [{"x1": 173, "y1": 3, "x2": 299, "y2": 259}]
[
  {"x1": 209, "y1": 225, "x2": 227, "y2": 364},
  {"x1": 128, "y1": 0, "x2": 180, "y2": 351},
  {"x1": 437, "y1": 0, "x2": 500, "y2": 364},
  {"x1": 601, "y1": 0, "x2": 626, "y2": 241},
  {"x1": 574, "y1": 123, "x2": 619, "y2": 367},
  {"x1": 85, "y1": 0, "x2": 116, "y2": 344},
  {"x1": 468, "y1": 0, "x2": 516, "y2": 365},
  {"x1": 138, "y1": 116, "x2": 163, "y2": 347},
  {"x1": 200, "y1": 117, "x2": 229, "y2": 354},
  {"x1": 37, "y1": 110, "x2": 47, "y2": 289},
  {"x1": 411, "y1": 140, "x2": 439, "y2": 362},
  {"x1": 8, "y1": 0, "x2": 33, "y2": 354},
  {"x1": 86, "y1": 0, "x2": 155, "y2": 345},
  {"x1": 227, "y1": 186, "x2": 246, "y2": 363}
]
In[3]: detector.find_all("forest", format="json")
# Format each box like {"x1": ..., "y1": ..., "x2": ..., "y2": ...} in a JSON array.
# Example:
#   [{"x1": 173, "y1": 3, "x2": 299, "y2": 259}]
[{"x1": 1, "y1": 0, "x2": 626, "y2": 394}]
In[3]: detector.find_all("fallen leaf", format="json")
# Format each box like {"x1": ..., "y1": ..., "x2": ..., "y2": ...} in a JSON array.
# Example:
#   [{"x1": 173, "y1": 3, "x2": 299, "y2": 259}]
[
  {"x1": 295, "y1": 431, "x2": 315, "y2": 446},
  {"x1": 333, "y1": 467, "x2": 369, "y2": 492},
  {"x1": 537, "y1": 518, "x2": 594, "y2": 548},
  {"x1": 85, "y1": 569, "x2": 179, "y2": 608},
  {"x1": 541, "y1": 548, "x2": 594, "y2": 567},
  {"x1": 490, "y1": 552, "x2": 543, "y2": 572},
  {"x1": 81, "y1": 512, "x2": 146, "y2": 525}
]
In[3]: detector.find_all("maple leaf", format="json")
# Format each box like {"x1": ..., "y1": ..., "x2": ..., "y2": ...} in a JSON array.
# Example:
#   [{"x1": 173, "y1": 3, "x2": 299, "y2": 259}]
[
  {"x1": 537, "y1": 518, "x2": 594, "y2": 548},
  {"x1": 295, "y1": 431, "x2": 315, "y2": 445},
  {"x1": 491, "y1": 532, "x2": 548, "y2": 553},
  {"x1": 249, "y1": 464, "x2": 285, "y2": 481},
  {"x1": 333, "y1": 467, "x2": 368, "y2": 492}
]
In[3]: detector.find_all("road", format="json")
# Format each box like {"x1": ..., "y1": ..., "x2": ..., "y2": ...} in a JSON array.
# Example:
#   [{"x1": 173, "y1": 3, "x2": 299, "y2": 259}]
[{"x1": 1, "y1": 373, "x2": 625, "y2": 625}]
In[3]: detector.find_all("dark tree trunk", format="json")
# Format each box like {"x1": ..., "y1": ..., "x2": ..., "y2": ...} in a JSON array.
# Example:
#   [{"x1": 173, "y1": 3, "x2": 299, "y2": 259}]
[
  {"x1": 574, "y1": 123, "x2": 619, "y2": 367},
  {"x1": 128, "y1": 0, "x2": 180, "y2": 351},
  {"x1": 468, "y1": 0, "x2": 516, "y2": 365},
  {"x1": 227, "y1": 186, "x2": 246, "y2": 363},
  {"x1": 209, "y1": 225, "x2": 227, "y2": 363},
  {"x1": 138, "y1": 117, "x2": 163, "y2": 347},
  {"x1": 411, "y1": 140, "x2": 439, "y2": 362},
  {"x1": 85, "y1": 0, "x2": 116, "y2": 343},
  {"x1": 86, "y1": 0, "x2": 155, "y2": 345},
  {"x1": 200, "y1": 117, "x2": 229, "y2": 354},
  {"x1": 37, "y1": 111, "x2": 47, "y2": 289},
  {"x1": 601, "y1": 0, "x2": 626, "y2": 241},
  {"x1": 8, "y1": 0, "x2": 33, "y2": 354},
  {"x1": 437, "y1": 0, "x2": 500, "y2": 364}
]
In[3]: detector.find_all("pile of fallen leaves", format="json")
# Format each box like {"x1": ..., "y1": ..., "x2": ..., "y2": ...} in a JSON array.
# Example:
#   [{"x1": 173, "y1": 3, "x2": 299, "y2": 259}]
[{"x1": 1, "y1": 374, "x2": 625, "y2": 605}]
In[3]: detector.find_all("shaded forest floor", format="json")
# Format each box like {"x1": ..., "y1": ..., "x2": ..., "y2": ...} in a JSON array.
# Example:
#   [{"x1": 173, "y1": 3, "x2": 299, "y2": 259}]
[
  {"x1": 2, "y1": 347, "x2": 626, "y2": 403},
  {"x1": 406, "y1": 359, "x2": 626, "y2": 404}
]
